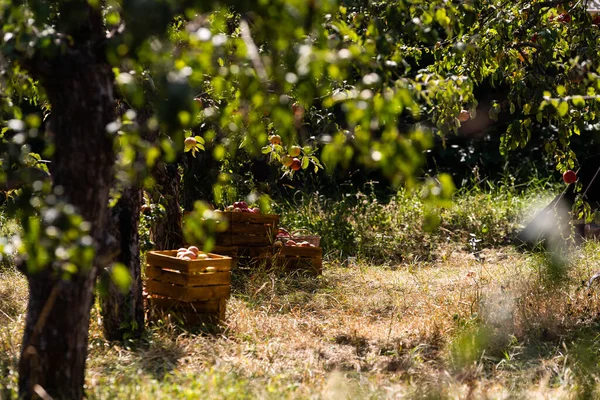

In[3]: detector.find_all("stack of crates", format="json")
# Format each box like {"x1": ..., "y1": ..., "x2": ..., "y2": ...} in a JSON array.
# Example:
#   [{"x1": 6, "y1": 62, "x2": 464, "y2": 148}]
[{"x1": 145, "y1": 250, "x2": 232, "y2": 327}]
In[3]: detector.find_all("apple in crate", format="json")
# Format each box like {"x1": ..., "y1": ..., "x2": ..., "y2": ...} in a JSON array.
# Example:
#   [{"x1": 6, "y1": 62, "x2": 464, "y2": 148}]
[
  {"x1": 277, "y1": 228, "x2": 291, "y2": 238},
  {"x1": 175, "y1": 245, "x2": 209, "y2": 260},
  {"x1": 234, "y1": 201, "x2": 248, "y2": 209}
]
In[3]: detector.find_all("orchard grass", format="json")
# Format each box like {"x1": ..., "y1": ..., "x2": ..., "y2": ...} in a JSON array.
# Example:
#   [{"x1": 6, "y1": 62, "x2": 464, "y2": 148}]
[{"x1": 4, "y1": 184, "x2": 600, "y2": 398}]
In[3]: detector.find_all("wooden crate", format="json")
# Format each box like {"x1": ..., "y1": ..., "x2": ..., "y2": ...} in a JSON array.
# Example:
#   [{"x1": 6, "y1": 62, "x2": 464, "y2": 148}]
[
  {"x1": 585, "y1": 223, "x2": 600, "y2": 238},
  {"x1": 272, "y1": 246, "x2": 323, "y2": 275},
  {"x1": 211, "y1": 212, "x2": 279, "y2": 246},
  {"x1": 147, "y1": 295, "x2": 226, "y2": 326},
  {"x1": 145, "y1": 250, "x2": 232, "y2": 324}
]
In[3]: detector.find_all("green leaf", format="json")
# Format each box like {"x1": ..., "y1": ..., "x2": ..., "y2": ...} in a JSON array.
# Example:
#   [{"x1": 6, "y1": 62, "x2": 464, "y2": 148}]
[
  {"x1": 557, "y1": 101, "x2": 569, "y2": 117},
  {"x1": 435, "y1": 8, "x2": 450, "y2": 27},
  {"x1": 301, "y1": 156, "x2": 309, "y2": 169},
  {"x1": 572, "y1": 96, "x2": 585, "y2": 109},
  {"x1": 261, "y1": 146, "x2": 272, "y2": 154},
  {"x1": 110, "y1": 263, "x2": 132, "y2": 293}
]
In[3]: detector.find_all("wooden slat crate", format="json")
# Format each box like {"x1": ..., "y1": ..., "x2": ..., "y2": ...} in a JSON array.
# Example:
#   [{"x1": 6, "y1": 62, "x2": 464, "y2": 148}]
[
  {"x1": 272, "y1": 246, "x2": 323, "y2": 275},
  {"x1": 585, "y1": 223, "x2": 600, "y2": 238},
  {"x1": 145, "y1": 250, "x2": 232, "y2": 325},
  {"x1": 211, "y1": 212, "x2": 279, "y2": 246},
  {"x1": 147, "y1": 295, "x2": 226, "y2": 326}
]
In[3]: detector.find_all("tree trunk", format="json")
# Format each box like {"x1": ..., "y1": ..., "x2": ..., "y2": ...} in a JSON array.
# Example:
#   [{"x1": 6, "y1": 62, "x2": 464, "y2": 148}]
[
  {"x1": 18, "y1": 20, "x2": 116, "y2": 399},
  {"x1": 182, "y1": 152, "x2": 218, "y2": 210},
  {"x1": 150, "y1": 162, "x2": 184, "y2": 250},
  {"x1": 99, "y1": 187, "x2": 144, "y2": 341}
]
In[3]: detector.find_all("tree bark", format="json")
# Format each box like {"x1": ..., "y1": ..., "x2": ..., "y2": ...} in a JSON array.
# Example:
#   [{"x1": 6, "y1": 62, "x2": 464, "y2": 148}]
[
  {"x1": 99, "y1": 187, "x2": 144, "y2": 341},
  {"x1": 18, "y1": 5, "x2": 116, "y2": 398},
  {"x1": 150, "y1": 162, "x2": 184, "y2": 250}
]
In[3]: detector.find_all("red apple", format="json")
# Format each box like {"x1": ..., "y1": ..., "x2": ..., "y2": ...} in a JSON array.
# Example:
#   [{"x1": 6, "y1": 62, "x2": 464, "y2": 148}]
[
  {"x1": 458, "y1": 110, "x2": 470, "y2": 122},
  {"x1": 291, "y1": 158, "x2": 301, "y2": 171},
  {"x1": 182, "y1": 251, "x2": 197, "y2": 260},
  {"x1": 557, "y1": 13, "x2": 571, "y2": 23},
  {"x1": 277, "y1": 228, "x2": 291, "y2": 238},
  {"x1": 563, "y1": 170, "x2": 577, "y2": 184},
  {"x1": 292, "y1": 102, "x2": 304, "y2": 117}
]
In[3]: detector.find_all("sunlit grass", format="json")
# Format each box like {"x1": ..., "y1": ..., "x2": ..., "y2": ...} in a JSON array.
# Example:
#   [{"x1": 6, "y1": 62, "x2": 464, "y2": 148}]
[
  {"x1": 278, "y1": 176, "x2": 559, "y2": 264},
  {"x1": 3, "y1": 184, "x2": 600, "y2": 398}
]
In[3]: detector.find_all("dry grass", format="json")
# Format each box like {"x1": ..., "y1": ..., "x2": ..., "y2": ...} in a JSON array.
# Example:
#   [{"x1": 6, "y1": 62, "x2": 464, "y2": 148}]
[
  {"x1": 3, "y1": 241, "x2": 600, "y2": 398},
  {"x1": 0, "y1": 266, "x2": 28, "y2": 396}
]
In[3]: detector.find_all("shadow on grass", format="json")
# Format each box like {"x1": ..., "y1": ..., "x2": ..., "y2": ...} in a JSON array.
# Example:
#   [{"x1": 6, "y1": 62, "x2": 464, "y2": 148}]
[
  {"x1": 88, "y1": 331, "x2": 186, "y2": 381},
  {"x1": 230, "y1": 261, "x2": 329, "y2": 312}
]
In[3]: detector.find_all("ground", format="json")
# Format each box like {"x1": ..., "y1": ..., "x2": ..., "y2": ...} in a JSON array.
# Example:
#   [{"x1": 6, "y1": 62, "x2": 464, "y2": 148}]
[{"x1": 3, "y1": 238, "x2": 600, "y2": 399}]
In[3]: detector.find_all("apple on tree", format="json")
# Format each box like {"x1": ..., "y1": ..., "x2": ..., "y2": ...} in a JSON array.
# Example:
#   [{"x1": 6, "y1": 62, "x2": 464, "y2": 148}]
[
  {"x1": 281, "y1": 155, "x2": 293, "y2": 167},
  {"x1": 563, "y1": 170, "x2": 577, "y2": 184},
  {"x1": 184, "y1": 137, "x2": 196, "y2": 148},
  {"x1": 292, "y1": 102, "x2": 304, "y2": 118},
  {"x1": 260, "y1": 126, "x2": 323, "y2": 177},
  {"x1": 291, "y1": 158, "x2": 301, "y2": 171},
  {"x1": 288, "y1": 145, "x2": 301, "y2": 157},
  {"x1": 184, "y1": 134, "x2": 205, "y2": 157},
  {"x1": 269, "y1": 134, "x2": 282, "y2": 145}
]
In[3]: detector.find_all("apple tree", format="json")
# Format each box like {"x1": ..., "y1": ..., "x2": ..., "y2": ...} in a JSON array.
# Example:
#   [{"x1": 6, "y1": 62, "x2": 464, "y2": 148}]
[{"x1": 1, "y1": 0, "x2": 598, "y2": 398}]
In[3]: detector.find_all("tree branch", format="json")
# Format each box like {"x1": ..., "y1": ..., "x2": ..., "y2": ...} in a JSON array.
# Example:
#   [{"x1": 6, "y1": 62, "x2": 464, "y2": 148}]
[{"x1": 239, "y1": 19, "x2": 268, "y2": 83}]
